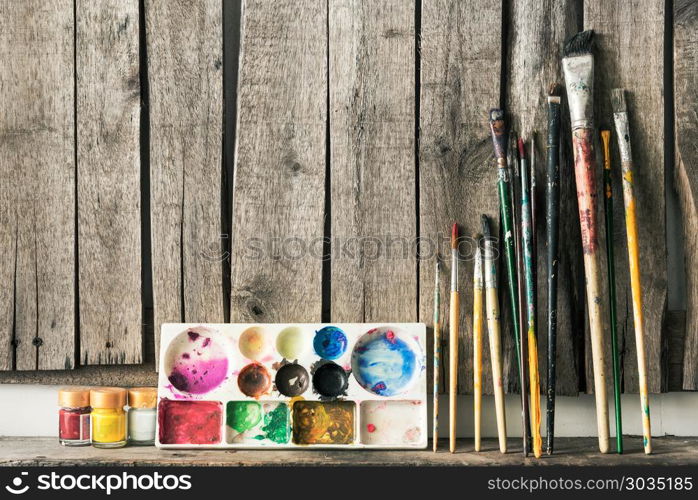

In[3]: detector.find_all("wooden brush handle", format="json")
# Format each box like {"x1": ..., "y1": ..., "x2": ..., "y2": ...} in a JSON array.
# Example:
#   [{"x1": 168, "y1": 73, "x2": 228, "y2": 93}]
[
  {"x1": 449, "y1": 291, "x2": 459, "y2": 453},
  {"x1": 572, "y1": 128, "x2": 610, "y2": 454},
  {"x1": 614, "y1": 110, "x2": 652, "y2": 455},
  {"x1": 485, "y1": 286, "x2": 507, "y2": 453},
  {"x1": 473, "y1": 256, "x2": 484, "y2": 452},
  {"x1": 433, "y1": 319, "x2": 440, "y2": 452}
]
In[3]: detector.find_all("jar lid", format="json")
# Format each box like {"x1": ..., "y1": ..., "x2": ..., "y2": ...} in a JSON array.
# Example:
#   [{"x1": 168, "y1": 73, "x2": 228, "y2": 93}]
[
  {"x1": 90, "y1": 387, "x2": 126, "y2": 409},
  {"x1": 58, "y1": 387, "x2": 90, "y2": 407},
  {"x1": 128, "y1": 387, "x2": 157, "y2": 408}
]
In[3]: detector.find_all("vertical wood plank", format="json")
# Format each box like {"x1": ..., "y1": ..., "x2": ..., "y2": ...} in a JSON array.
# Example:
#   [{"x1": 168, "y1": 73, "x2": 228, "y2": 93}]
[
  {"x1": 146, "y1": 0, "x2": 224, "y2": 361},
  {"x1": 77, "y1": 0, "x2": 142, "y2": 365},
  {"x1": 329, "y1": 0, "x2": 417, "y2": 324},
  {"x1": 230, "y1": 0, "x2": 326, "y2": 322},
  {"x1": 585, "y1": 0, "x2": 666, "y2": 393},
  {"x1": 506, "y1": 0, "x2": 582, "y2": 396},
  {"x1": 0, "y1": 0, "x2": 75, "y2": 370},
  {"x1": 420, "y1": 0, "x2": 503, "y2": 393},
  {"x1": 674, "y1": 0, "x2": 698, "y2": 390}
]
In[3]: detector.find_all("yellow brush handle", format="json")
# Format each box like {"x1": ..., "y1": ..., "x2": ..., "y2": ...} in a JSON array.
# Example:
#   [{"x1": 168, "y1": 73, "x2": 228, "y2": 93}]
[
  {"x1": 485, "y1": 287, "x2": 507, "y2": 453},
  {"x1": 449, "y1": 291, "x2": 459, "y2": 453},
  {"x1": 473, "y1": 286, "x2": 483, "y2": 452},
  {"x1": 622, "y1": 166, "x2": 652, "y2": 455},
  {"x1": 528, "y1": 330, "x2": 542, "y2": 457},
  {"x1": 433, "y1": 319, "x2": 440, "y2": 453}
]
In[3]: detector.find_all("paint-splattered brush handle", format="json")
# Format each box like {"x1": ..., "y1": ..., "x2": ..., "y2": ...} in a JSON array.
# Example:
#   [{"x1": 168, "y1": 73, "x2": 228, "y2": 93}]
[
  {"x1": 545, "y1": 92, "x2": 561, "y2": 455},
  {"x1": 612, "y1": 92, "x2": 651, "y2": 455},
  {"x1": 489, "y1": 110, "x2": 526, "y2": 455},
  {"x1": 473, "y1": 242, "x2": 484, "y2": 452},
  {"x1": 433, "y1": 261, "x2": 441, "y2": 452},
  {"x1": 482, "y1": 215, "x2": 507, "y2": 454},
  {"x1": 521, "y1": 145, "x2": 542, "y2": 458},
  {"x1": 601, "y1": 130, "x2": 623, "y2": 454},
  {"x1": 572, "y1": 128, "x2": 610, "y2": 454}
]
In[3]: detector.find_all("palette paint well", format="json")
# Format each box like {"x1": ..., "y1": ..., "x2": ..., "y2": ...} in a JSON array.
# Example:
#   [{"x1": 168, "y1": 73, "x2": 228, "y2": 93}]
[
  {"x1": 351, "y1": 327, "x2": 419, "y2": 396},
  {"x1": 226, "y1": 401, "x2": 290, "y2": 444},
  {"x1": 158, "y1": 399, "x2": 222, "y2": 444},
  {"x1": 237, "y1": 363, "x2": 272, "y2": 398},
  {"x1": 360, "y1": 400, "x2": 424, "y2": 445},
  {"x1": 275, "y1": 362, "x2": 309, "y2": 397},
  {"x1": 165, "y1": 328, "x2": 228, "y2": 395},
  {"x1": 292, "y1": 401, "x2": 355, "y2": 445},
  {"x1": 313, "y1": 326, "x2": 348, "y2": 360}
]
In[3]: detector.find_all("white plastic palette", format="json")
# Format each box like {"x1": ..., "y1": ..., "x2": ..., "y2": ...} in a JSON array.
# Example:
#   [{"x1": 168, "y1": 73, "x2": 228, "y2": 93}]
[{"x1": 156, "y1": 323, "x2": 427, "y2": 449}]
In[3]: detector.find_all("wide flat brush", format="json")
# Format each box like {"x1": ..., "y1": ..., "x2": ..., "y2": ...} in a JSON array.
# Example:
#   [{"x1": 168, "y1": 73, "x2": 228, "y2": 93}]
[
  {"x1": 562, "y1": 29, "x2": 610, "y2": 453},
  {"x1": 482, "y1": 215, "x2": 507, "y2": 453},
  {"x1": 488, "y1": 111, "x2": 527, "y2": 455},
  {"x1": 449, "y1": 223, "x2": 459, "y2": 454},
  {"x1": 473, "y1": 235, "x2": 484, "y2": 452},
  {"x1": 433, "y1": 259, "x2": 441, "y2": 452},
  {"x1": 601, "y1": 129, "x2": 623, "y2": 454},
  {"x1": 520, "y1": 138, "x2": 542, "y2": 458},
  {"x1": 545, "y1": 84, "x2": 562, "y2": 455},
  {"x1": 611, "y1": 88, "x2": 652, "y2": 455}
]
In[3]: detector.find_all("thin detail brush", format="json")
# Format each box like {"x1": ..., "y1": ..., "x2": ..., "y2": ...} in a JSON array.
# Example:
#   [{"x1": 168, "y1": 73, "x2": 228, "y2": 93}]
[
  {"x1": 482, "y1": 215, "x2": 507, "y2": 453},
  {"x1": 449, "y1": 223, "x2": 459, "y2": 454},
  {"x1": 601, "y1": 129, "x2": 623, "y2": 454},
  {"x1": 473, "y1": 235, "x2": 484, "y2": 452},
  {"x1": 545, "y1": 84, "x2": 562, "y2": 455},
  {"x1": 611, "y1": 88, "x2": 652, "y2": 455},
  {"x1": 433, "y1": 259, "x2": 441, "y2": 452}
]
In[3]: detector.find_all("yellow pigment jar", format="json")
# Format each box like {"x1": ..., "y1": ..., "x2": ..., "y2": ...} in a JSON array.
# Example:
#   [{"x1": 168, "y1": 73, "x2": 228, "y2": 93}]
[{"x1": 90, "y1": 387, "x2": 127, "y2": 448}]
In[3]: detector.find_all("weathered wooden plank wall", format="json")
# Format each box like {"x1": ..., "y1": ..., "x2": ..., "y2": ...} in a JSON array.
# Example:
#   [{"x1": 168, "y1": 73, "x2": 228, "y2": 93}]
[
  {"x1": 585, "y1": 0, "x2": 666, "y2": 393},
  {"x1": 77, "y1": 0, "x2": 142, "y2": 365},
  {"x1": 330, "y1": 0, "x2": 417, "y2": 323},
  {"x1": 0, "y1": 0, "x2": 693, "y2": 396},
  {"x1": 146, "y1": 0, "x2": 225, "y2": 363},
  {"x1": 674, "y1": 0, "x2": 698, "y2": 390},
  {"x1": 505, "y1": 0, "x2": 583, "y2": 395},
  {"x1": 0, "y1": 0, "x2": 76, "y2": 370},
  {"x1": 419, "y1": 0, "x2": 502, "y2": 395},
  {"x1": 230, "y1": 0, "x2": 326, "y2": 323}
]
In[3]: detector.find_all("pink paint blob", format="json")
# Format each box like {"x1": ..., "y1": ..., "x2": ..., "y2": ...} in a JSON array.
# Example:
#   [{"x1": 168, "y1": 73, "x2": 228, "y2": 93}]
[
  {"x1": 367, "y1": 424, "x2": 376, "y2": 433},
  {"x1": 168, "y1": 357, "x2": 228, "y2": 394}
]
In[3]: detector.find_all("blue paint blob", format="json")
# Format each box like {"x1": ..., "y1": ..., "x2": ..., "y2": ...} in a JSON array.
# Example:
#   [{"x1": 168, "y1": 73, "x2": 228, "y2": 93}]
[
  {"x1": 351, "y1": 328, "x2": 418, "y2": 396},
  {"x1": 313, "y1": 326, "x2": 348, "y2": 360}
]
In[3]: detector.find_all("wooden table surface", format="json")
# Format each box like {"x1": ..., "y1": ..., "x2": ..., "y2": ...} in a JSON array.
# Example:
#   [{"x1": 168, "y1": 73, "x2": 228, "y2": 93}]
[{"x1": 2, "y1": 437, "x2": 696, "y2": 467}]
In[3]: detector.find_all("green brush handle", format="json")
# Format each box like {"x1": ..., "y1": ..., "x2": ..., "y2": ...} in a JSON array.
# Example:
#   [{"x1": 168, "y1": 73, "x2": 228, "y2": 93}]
[{"x1": 602, "y1": 130, "x2": 623, "y2": 454}]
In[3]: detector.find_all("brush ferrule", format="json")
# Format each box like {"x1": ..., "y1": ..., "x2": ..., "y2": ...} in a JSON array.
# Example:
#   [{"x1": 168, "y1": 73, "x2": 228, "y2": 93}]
[
  {"x1": 562, "y1": 55, "x2": 594, "y2": 130},
  {"x1": 451, "y1": 248, "x2": 458, "y2": 291},
  {"x1": 474, "y1": 246, "x2": 483, "y2": 289},
  {"x1": 612, "y1": 112, "x2": 632, "y2": 162},
  {"x1": 483, "y1": 239, "x2": 496, "y2": 288}
]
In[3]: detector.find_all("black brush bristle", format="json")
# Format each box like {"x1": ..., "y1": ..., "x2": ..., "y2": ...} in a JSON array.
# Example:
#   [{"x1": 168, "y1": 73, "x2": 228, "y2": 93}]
[
  {"x1": 548, "y1": 83, "x2": 561, "y2": 96},
  {"x1": 563, "y1": 30, "x2": 594, "y2": 57},
  {"x1": 481, "y1": 214, "x2": 491, "y2": 239},
  {"x1": 489, "y1": 108, "x2": 504, "y2": 122}
]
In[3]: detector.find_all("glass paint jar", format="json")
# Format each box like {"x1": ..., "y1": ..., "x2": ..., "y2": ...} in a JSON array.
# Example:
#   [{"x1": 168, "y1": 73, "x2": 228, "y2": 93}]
[
  {"x1": 90, "y1": 387, "x2": 127, "y2": 448},
  {"x1": 127, "y1": 387, "x2": 157, "y2": 445},
  {"x1": 58, "y1": 387, "x2": 91, "y2": 446}
]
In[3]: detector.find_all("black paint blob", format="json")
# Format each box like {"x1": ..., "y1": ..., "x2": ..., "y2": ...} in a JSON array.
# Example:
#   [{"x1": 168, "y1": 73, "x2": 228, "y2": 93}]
[
  {"x1": 275, "y1": 363, "x2": 309, "y2": 397},
  {"x1": 312, "y1": 362, "x2": 349, "y2": 398}
]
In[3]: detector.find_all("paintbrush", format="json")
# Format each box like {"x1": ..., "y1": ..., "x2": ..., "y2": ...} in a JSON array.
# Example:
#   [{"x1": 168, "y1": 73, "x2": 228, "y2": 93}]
[
  {"x1": 488, "y1": 110, "x2": 528, "y2": 456},
  {"x1": 433, "y1": 259, "x2": 441, "y2": 452},
  {"x1": 611, "y1": 88, "x2": 652, "y2": 455},
  {"x1": 514, "y1": 136, "x2": 531, "y2": 456},
  {"x1": 601, "y1": 129, "x2": 624, "y2": 454},
  {"x1": 545, "y1": 84, "x2": 562, "y2": 455},
  {"x1": 562, "y1": 29, "x2": 610, "y2": 454},
  {"x1": 482, "y1": 215, "x2": 508, "y2": 453},
  {"x1": 449, "y1": 223, "x2": 459, "y2": 454},
  {"x1": 520, "y1": 138, "x2": 542, "y2": 458},
  {"x1": 473, "y1": 235, "x2": 484, "y2": 452}
]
